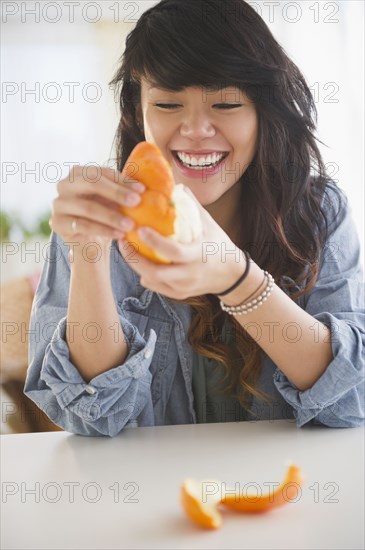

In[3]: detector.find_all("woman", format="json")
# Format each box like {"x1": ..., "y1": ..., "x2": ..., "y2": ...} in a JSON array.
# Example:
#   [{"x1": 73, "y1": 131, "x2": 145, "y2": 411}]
[{"x1": 24, "y1": 0, "x2": 364, "y2": 435}]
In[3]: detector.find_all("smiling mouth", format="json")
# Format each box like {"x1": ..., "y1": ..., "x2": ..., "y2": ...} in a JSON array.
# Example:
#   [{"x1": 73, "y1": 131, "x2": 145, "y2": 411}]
[{"x1": 172, "y1": 151, "x2": 229, "y2": 170}]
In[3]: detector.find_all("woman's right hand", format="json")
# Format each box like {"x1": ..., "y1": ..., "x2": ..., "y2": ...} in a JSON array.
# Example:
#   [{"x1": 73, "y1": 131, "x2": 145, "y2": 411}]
[{"x1": 50, "y1": 165, "x2": 146, "y2": 246}]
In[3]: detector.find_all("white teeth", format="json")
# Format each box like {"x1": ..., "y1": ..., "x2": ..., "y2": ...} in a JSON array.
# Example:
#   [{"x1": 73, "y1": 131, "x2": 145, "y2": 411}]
[{"x1": 176, "y1": 151, "x2": 226, "y2": 169}]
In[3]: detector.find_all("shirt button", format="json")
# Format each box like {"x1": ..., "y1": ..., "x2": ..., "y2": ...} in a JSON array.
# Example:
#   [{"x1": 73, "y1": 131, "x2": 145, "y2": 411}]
[
  {"x1": 85, "y1": 385, "x2": 96, "y2": 395},
  {"x1": 144, "y1": 348, "x2": 152, "y2": 359}
]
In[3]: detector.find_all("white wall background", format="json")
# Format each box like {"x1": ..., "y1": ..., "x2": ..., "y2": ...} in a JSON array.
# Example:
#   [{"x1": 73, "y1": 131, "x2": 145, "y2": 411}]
[{"x1": 1, "y1": 0, "x2": 364, "y2": 259}]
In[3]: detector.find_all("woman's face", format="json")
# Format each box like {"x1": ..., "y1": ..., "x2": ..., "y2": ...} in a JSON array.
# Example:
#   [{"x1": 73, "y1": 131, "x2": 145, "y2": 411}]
[{"x1": 140, "y1": 77, "x2": 258, "y2": 207}]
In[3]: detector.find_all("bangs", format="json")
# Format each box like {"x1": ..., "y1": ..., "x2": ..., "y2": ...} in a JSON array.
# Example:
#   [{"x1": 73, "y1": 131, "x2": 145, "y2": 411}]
[{"x1": 126, "y1": 3, "x2": 272, "y2": 94}]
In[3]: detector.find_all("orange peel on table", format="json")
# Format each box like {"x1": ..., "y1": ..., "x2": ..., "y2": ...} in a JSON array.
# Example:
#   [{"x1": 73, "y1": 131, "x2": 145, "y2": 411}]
[
  {"x1": 180, "y1": 478, "x2": 223, "y2": 530},
  {"x1": 120, "y1": 141, "x2": 202, "y2": 264},
  {"x1": 180, "y1": 465, "x2": 303, "y2": 530}
]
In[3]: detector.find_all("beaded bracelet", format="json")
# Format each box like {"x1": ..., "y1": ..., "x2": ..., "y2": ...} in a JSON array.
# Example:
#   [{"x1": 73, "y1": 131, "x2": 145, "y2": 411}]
[
  {"x1": 237, "y1": 270, "x2": 267, "y2": 305},
  {"x1": 220, "y1": 271, "x2": 275, "y2": 316}
]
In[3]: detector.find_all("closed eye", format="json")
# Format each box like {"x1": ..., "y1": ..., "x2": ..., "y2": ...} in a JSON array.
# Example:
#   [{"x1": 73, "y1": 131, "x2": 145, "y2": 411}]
[
  {"x1": 154, "y1": 103, "x2": 243, "y2": 110},
  {"x1": 214, "y1": 103, "x2": 243, "y2": 109},
  {"x1": 154, "y1": 103, "x2": 181, "y2": 109}
]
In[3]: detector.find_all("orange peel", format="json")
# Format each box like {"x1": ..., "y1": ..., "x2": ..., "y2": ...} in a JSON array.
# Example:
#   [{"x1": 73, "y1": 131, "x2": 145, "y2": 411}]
[
  {"x1": 220, "y1": 464, "x2": 303, "y2": 514},
  {"x1": 180, "y1": 465, "x2": 303, "y2": 529},
  {"x1": 120, "y1": 141, "x2": 202, "y2": 264},
  {"x1": 180, "y1": 478, "x2": 222, "y2": 530}
]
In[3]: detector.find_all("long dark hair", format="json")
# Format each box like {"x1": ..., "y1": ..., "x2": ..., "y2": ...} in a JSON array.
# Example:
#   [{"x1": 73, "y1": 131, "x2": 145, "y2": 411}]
[{"x1": 109, "y1": 0, "x2": 345, "y2": 411}]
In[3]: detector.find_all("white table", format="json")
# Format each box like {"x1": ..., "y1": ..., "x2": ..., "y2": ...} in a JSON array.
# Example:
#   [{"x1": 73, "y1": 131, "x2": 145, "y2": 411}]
[{"x1": 1, "y1": 420, "x2": 364, "y2": 549}]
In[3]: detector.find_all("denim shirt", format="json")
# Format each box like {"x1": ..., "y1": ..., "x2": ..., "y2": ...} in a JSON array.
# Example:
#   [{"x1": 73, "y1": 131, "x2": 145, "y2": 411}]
[{"x1": 24, "y1": 183, "x2": 365, "y2": 436}]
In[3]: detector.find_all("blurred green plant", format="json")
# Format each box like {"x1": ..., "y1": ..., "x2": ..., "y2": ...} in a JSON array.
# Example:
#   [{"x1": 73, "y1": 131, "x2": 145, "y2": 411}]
[
  {"x1": 0, "y1": 210, "x2": 52, "y2": 242},
  {"x1": 0, "y1": 211, "x2": 12, "y2": 241}
]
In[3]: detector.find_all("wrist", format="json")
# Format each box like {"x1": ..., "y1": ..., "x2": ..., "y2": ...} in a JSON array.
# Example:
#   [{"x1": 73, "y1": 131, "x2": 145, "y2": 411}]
[
  {"x1": 68, "y1": 239, "x2": 112, "y2": 269},
  {"x1": 219, "y1": 259, "x2": 265, "y2": 307},
  {"x1": 214, "y1": 248, "x2": 247, "y2": 296}
]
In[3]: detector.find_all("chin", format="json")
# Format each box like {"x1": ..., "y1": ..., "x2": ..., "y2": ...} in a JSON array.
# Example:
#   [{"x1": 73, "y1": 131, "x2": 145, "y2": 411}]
[{"x1": 192, "y1": 189, "x2": 224, "y2": 207}]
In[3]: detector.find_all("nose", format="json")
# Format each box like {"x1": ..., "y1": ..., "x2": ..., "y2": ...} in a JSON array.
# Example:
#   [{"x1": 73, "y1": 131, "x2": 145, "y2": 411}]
[{"x1": 179, "y1": 111, "x2": 216, "y2": 140}]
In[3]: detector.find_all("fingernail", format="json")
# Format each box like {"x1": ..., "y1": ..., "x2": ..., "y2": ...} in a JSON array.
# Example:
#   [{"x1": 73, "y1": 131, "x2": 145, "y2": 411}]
[
  {"x1": 138, "y1": 227, "x2": 150, "y2": 238},
  {"x1": 131, "y1": 181, "x2": 146, "y2": 193},
  {"x1": 120, "y1": 218, "x2": 134, "y2": 230},
  {"x1": 125, "y1": 193, "x2": 141, "y2": 206}
]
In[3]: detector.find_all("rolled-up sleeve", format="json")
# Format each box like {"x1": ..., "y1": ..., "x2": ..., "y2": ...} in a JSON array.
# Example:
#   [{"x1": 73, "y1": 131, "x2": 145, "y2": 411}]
[
  {"x1": 24, "y1": 232, "x2": 156, "y2": 437},
  {"x1": 273, "y1": 186, "x2": 365, "y2": 428}
]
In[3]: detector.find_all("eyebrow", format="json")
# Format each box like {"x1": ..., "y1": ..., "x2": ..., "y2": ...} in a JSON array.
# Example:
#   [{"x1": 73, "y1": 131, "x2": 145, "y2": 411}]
[
  {"x1": 145, "y1": 85, "x2": 249, "y2": 103},
  {"x1": 147, "y1": 86, "x2": 184, "y2": 93},
  {"x1": 148, "y1": 85, "x2": 243, "y2": 93}
]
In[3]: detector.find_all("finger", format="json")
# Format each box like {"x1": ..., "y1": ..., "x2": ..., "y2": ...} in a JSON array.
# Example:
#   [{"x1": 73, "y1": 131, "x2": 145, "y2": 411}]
[
  {"x1": 102, "y1": 168, "x2": 147, "y2": 192},
  {"x1": 54, "y1": 197, "x2": 136, "y2": 233},
  {"x1": 136, "y1": 226, "x2": 198, "y2": 264},
  {"x1": 118, "y1": 239, "x2": 181, "y2": 279},
  {"x1": 118, "y1": 239, "x2": 185, "y2": 293},
  {"x1": 68, "y1": 165, "x2": 145, "y2": 189},
  {"x1": 118, "y1": 238, "x2": 199, "y2": 295},
  {"x1": 59, "y1": 173, "x2": 146, "y2": 206},
  {"x1": 94, "y1": 179, "x2": 145, "y2": 210},
  {"x1": 118, "y1": 239, "x2": 162, "y2": 273},
  {"x1": 53, "y1": 215, "x2": 126, "y2": 241}
]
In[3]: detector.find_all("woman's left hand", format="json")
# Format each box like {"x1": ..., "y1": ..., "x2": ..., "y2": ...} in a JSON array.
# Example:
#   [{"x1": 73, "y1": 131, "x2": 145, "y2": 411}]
[{"x1": 117, "y1": 187, "x2": 245, "y2": 300}]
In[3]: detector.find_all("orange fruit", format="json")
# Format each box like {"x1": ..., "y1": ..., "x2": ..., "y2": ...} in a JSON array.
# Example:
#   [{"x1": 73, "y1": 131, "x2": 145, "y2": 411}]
[
  {"x1": 122, "y1": 141, "x2": 175, "y2": 197},
  {"x1": 120, "y1": 142, "x2": 176, "y2": 264}
]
